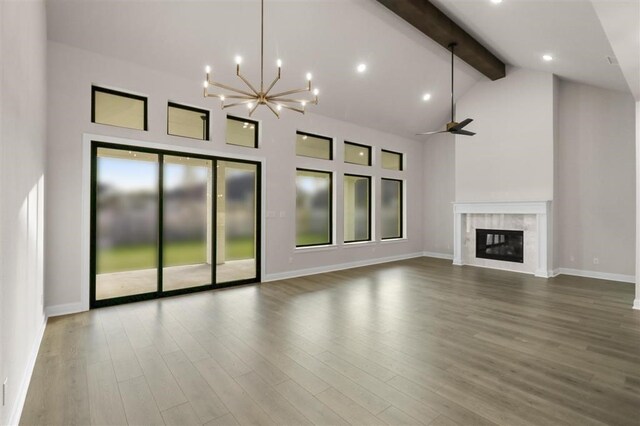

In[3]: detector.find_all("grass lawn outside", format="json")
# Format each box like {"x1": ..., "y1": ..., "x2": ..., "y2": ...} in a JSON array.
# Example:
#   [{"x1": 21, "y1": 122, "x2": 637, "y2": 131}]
[{"x1": 98, "y1": 238, "x2": 255, "y2": 274}]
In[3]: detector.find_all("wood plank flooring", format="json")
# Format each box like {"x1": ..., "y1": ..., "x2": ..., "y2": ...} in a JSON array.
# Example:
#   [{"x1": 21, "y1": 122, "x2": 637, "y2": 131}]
[{"x1": 21, "y1": 257, "x2": 640, "y2": 425}]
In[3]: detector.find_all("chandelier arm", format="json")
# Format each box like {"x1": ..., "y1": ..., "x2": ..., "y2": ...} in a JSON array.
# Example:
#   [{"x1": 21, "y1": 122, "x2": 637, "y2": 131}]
[
  {"x1": 208, "y1": 81, "x2": 256, "y2": 97},
  {"x1": 248, "y1": 102, "x2": 260, "y2": 117},
  {"x1": 263, "y1": 74, "x2": 281, "y2": 97},
  {"x1": 260, "y1": 0, "x2": 264, "y2": 92},
  {"x1": 268, "y1": 84, "x2": 311, "y2": 99},
  {"x1": 223, "y1": 95, "x2": 256, "y2": 100},
  {"x1": 206, "y1": 93, "x2": 255, "y2": 100},
  {"x1": 269, "y1": 98, "x2": 318, "y2": 106},
  {"x1": 277, "y1": 103, "x2": 305, "y2": 114},
  {"x1": 223, "y1": 100, "x2": 257, "y2": 109},
  {"x1": 236, "y1": 70, "x2": 261, "y2": 96},
  {"x1": 264, "y1": 101, "x2": 280, "y2": 118}
]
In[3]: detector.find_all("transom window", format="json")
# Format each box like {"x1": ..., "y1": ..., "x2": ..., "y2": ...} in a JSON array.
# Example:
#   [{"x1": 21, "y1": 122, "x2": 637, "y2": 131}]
[
  {"x1": 167, "y1": 102, "x2": 209, "y2": 140},
  {"x1": 381, "y1": 149, "x2": 403, "y2": 171},
  {"x1": 344, "y1": 142, "x2": 371, "y2": 166},
  {"x1": 296, "y1": 132, "x2": 332, "y2": 160},
  {"x1": 92, "y1": 86, "x2": 147, "y2": 131}
]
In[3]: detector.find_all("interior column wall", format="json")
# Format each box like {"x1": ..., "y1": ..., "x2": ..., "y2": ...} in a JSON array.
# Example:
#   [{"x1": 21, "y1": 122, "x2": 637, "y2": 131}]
[
  {"x1": 636, "y1": 101, "x2": 640, "y2": 309},
  {"x1": 422, "y1": 132, "x2": 455, "y2": 257},
  {"x1": 0, "y1": 1, "x2": 48, "y2": 424},
  {"x1": 556, "y1": 80, "x2": 636, "y2": 278}
]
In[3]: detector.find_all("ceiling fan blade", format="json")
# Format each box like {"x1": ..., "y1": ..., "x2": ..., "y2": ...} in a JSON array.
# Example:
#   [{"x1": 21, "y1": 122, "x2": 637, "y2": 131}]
[
  {"x1": 416, "y1": 130, "x2": 447, "y2": 136},
  {"x1": 452, "y1": 129, "x2": 476, "y2": 136},
  {"x1": 450, "y1": 118, "x2": 473, "y2": 131}
]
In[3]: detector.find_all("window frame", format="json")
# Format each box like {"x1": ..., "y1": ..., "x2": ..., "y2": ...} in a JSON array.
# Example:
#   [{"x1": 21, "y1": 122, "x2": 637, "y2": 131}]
[
  {"x1": 166, "y1": 102, "x2": 210, "y2": 141},
  {"x1": 295, "y1": 167, "x2": 334, "y2": 248},
  {"x1": 381, "y1": 149, "x2": 404, "y2": 171},
  {"x1": 381, "y1": 177, "x2": 404, "y2": 240},
  {"x1": 343, "y1": 173, "x2": 372, "y2": 244},
  {"x1": 344, "y1": 141, "x2": 372, "y2": 166},
  {"x1": 226, "y1": 115, "x2": 260, "y2": 148},
  {"x1": 91, "y1": 85, "x2": 148, "y2": 131},
  {"x1": 296, "y1": 131, "x2": 334, "y2": 160}
]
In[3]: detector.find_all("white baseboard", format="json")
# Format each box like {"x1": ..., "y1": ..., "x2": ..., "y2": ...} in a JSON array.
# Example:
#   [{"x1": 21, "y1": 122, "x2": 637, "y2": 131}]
[
  {"x1": 263, "y1": 252, "x2": 424, "y2": 282},
  {"x1": 554, "y1": 268, "x2": 635, "y2": 284},
  {"x1": 422, "y1": 251, "x2": 454, "y2": 260},
  {"x1": 633, "y1": 299, "x2": 640, "y2": 310},
  {"x1": 45, "y1": 301, "x2": 87, "y2": 318},
  {"x1": 8, "y1": 316, "x2": 47, "y2": 426}
]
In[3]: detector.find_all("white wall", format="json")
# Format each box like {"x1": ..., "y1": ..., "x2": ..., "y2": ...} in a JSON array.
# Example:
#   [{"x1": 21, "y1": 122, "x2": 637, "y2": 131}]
[
  {"x1": 556, "y1": 80, "x2": 636, "y2": 277},
  {"x1": 455, "y1": 68, "x2": 555, "y2": 202},
  {"x1": 636, "y1": 101, "x2": 640, "y2": 309},
  {"x1": 0, "y1": 1, "x2": 48, "y2": 424},
  {"x1": 422, "y1": 132, "x2": 455, "y2": 256},
  {"x1": 45, "y1": 42, "x2": 424, "y2": 312}
]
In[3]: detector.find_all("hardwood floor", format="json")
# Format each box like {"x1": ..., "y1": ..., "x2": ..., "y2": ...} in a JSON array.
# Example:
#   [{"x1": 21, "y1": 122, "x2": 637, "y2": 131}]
[{"x1": 21, "y1": 257, "x2": 640, "y2": 425}]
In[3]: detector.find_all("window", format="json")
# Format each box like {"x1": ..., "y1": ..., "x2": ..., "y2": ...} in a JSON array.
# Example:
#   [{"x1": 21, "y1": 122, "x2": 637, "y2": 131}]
[
  {"x1": 167, "y1": 103, "x2": 209, "y2": 140},
  {"x1": 296, "y1": 132, "x2": 332, "y2": 160},
  {"x1": 226, "y1": 116, "x2": 259, "y2": 148},
  {"x1": 344, "y1": 174, "x2": 371, "y2": 243},
  {"x1": 381, "y1": 149, "x2": 403, "y2": 171},
  {"x1": 344, "y1": 142, "x2": 371, "y2": 166},
  {"x1": 92, "y1": 86, "x2": 147, "y2": 130},
  {"x1": 381, "y1": 178, "x2": 403, "y2": 239},
  {"x1": 296, "y1": 169, "x2": 332, "y2": 247}
]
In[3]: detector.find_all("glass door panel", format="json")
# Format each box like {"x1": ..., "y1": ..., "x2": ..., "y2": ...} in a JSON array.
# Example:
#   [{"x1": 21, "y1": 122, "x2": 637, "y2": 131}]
[
  {"x1": 163, "y1": 156, "x2": 213, "y2": 291},
  {"x1": 216, "y1": 161, "x2": 257, "y2": 284},
  {"x1": 95, "y1": 148, "x2": 159, "y2": 300}
]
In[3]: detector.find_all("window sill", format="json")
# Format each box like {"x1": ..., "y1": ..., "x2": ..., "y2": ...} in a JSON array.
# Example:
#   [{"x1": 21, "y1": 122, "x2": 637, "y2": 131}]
[
  {"x1": 342, "y1": 240, "x2": 375, "y2": 248},
  {"x1": 295, "y1": 244, "x2": 337, "y2": 252},
  {"x1": 380, "y1": 237, "x2": 407, "y2": 244}
]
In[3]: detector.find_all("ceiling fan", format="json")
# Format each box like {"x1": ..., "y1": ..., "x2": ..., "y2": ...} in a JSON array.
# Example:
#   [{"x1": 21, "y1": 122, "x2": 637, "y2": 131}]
[{"x1": 417, "y1": 43, "x2": 475, "y2": 137}]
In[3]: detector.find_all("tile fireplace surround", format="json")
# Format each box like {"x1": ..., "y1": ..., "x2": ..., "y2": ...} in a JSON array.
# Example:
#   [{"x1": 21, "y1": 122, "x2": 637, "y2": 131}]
[{"x1": 453, "y1": 201, "x2": 552, "y2": 278}]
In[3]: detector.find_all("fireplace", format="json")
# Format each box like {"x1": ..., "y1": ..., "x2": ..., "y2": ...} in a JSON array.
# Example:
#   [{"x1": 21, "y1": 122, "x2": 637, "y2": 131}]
[
  {"x1": 476, "y1": 229, "x2": 524, "y2": 263},
  {"x1": 453, "y1": 201, "x2": 551, "y2": 277}
]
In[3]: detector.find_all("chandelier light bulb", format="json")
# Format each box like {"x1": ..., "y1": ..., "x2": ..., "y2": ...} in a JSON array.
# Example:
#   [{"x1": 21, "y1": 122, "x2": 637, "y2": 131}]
[
  {"x1": 301, "y1": 101, "x2": 307, "y2": 107},
  {"x1": 313, "y1": 89, "x2": 319, "y2": 96},
  {"x1": 306, "y1": 73, "x2": 313, "y2": 81},
  {"x1": 235, "y1": 56, "x2": 243, "y2": 65},
  {"x1": 205, "y1": 65, "x2": 211, "y2": 73},
  {"x1": 357, "y1": 63, "x2": 367, "y2": 73},
  {"x1": 203, "y1": 81, "x2": 209, "y2": 88},
  {"x1": 247, "y1": 102, "x2": 254, "y2": 109},
  {"x1": 422, "y1": 93, "x2": 431, "y2": 101},
  {"x1": 277, "y1": 104, "x2": 282, "y2": 111},
  {"x1": 277, "y1": 59, "x2": 282, "y2": 68},
  {"x1": 220, "y1": 95, "x2": 225, "y2": 101}
]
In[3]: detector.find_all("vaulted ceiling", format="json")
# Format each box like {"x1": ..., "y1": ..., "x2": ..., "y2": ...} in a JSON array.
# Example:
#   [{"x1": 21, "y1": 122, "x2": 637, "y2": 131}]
[{"x1": 46, "y1": 0, "x2": 636, "y2": 140}]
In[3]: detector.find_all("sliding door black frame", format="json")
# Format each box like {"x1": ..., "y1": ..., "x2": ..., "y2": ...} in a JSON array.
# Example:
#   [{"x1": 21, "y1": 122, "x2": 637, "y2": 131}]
[{"x1": 90, "y1": 141, "x2": 262, "y2": 309}]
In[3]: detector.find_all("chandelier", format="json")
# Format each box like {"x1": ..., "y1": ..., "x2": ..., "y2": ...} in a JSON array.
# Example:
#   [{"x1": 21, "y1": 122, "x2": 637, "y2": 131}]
[{"x1": 202, "y1": 0, "x2": 319, "y2": 118}]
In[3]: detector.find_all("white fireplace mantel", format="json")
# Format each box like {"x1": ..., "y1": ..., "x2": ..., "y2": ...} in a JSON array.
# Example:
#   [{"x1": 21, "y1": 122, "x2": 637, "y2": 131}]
[{"x1": 453, "y1": 201, "x2": 552, "y2": 278}]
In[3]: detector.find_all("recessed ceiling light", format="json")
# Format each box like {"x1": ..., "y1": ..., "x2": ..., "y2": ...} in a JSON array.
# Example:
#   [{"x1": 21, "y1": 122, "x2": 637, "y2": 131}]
[
  {"x1": 422, "y1": 93, "x2": 432, "y2": 101},
  {"x1": 542, "y1": 54, "x2": 553, "y2": 61},
  {"x1": 357, "y1": 63, "x2": 367, "y2": 73},
  {"x1": 490, "y1": 0, "x2": 502, "y2": 4}
]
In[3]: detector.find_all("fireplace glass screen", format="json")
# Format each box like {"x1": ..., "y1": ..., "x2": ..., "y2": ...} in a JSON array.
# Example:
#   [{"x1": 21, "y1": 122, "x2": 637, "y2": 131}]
[{"x1": 476, "y1": 229, "x2": 524, "y2": 263}]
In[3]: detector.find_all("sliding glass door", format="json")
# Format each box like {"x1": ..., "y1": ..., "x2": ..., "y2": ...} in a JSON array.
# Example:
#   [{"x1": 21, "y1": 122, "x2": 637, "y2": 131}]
[
  {"x1": 95, "y1": 148, "x2": 159, "y2": 301},
  {"x1": 163, "y1": 156, "x2": 214, "y2": 291},
  {"x1": 91, "y1": 143, "x2": 260, "y2": 308},
  {"x1": 216, "y1": 161, "x2": 258, "y2": 284}
]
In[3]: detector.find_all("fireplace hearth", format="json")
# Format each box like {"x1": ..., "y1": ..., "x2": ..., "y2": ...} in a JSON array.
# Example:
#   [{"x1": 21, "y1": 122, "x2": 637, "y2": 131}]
[{"x1": 476, "y1": 229, "x2": 524, "y2": 263}]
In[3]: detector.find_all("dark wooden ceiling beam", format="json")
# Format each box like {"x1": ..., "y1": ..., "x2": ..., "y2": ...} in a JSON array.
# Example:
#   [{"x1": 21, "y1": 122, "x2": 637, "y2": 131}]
[{"x1": 376, "y1": 0, "x2": 506, "y2": 80}]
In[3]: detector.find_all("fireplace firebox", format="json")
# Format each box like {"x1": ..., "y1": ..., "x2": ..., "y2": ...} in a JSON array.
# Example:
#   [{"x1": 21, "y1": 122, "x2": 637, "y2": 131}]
[{"x1": 476, "y1": 229, "x2": 524, "y2": 263}]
